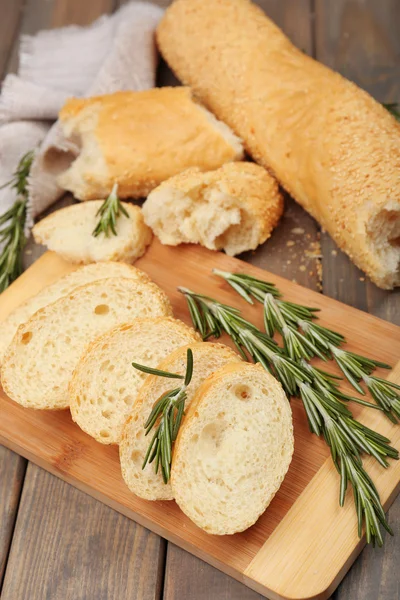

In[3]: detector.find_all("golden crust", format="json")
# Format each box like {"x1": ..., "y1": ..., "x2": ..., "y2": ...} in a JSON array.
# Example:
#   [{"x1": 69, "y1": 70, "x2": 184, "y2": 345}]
[
  {"x1": 157, "y1": 0, "x2": 400, "y2": 288},
  {"x1": 59, "y1": 87, "x2": 243, "y2": 201}
]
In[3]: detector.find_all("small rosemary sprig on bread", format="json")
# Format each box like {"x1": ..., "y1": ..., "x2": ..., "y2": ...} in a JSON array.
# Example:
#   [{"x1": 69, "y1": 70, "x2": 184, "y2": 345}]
[
  {"x1": 179, "y1": 287, "x2": 398, "y2": 546},
  {"x1": 92, "y1": 183, "x2": 129, "y2": 238},
  {"x1": 214, "y1": 270, "x2": 400, "y2": 422},
  {"x1": 0, "y1": 150, "x2": 34, "y2": 293},
  {"x1": 132, "y1": 348, "x2": 193, "y2": 483}
]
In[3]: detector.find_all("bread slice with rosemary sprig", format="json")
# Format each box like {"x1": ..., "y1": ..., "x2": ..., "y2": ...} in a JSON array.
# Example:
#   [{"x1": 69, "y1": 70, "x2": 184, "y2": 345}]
[
  {"x1": 33, "y1": 186, "x2": 152, "y2": 265},
  {"x1": 1, "y1": 277, "x2": 172, "y2": 410},
  {"x1": 179, "y1": 286, "x2": 398, "y2": 546},
  {"x1": 69, "y1": 317, "x2": 200, "y2": 444},
  {"x1": 171, "y1": 362, "x2": 294, "y2": 535},
  {"x1": 213, "y1": 270, "x2": 400, "y2": 422},
  {"x1": 120, "y1": 342, "x2": 242, "y2": 500},
  {"x1": 0, "y1": 261, "x2": 151, "y2": 364}
]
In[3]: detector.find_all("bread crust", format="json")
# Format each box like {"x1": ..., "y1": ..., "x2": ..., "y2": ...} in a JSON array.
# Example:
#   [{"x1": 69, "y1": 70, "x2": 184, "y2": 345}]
[
  {"x1": 58, "y1": 87, "x2": 244, "y2": 201},
  {"x1": 157, "y1": 0, "x2": 400, "y2": 288}
]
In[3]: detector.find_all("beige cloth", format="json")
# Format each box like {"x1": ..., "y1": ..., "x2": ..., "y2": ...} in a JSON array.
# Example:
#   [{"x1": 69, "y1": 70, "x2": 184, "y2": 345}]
[{"x1": 0, "y1": 1, "x2": 163, "y2": 241}]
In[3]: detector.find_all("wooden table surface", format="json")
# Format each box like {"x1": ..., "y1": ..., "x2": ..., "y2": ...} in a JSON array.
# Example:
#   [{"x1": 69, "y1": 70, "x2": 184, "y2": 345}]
[{"x1": 0, "y1": 1, "x2": 399, "y2": 599}]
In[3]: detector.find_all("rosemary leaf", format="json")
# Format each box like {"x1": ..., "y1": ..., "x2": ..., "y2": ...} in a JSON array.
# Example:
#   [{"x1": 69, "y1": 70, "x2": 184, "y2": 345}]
[
  {"x1": 133, "y1": 348, "x2": 193, "y2": 483},
  {"x1": 92, "y1": 183, "x2": 129, "y2": 238}
]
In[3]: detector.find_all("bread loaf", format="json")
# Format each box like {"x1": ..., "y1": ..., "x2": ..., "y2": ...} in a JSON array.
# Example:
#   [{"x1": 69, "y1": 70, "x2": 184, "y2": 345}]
[
  {"x1": 69, "y1": 318, "x2": 200, "y2": 444},
  {"x1": 143, "y1": 162, "x2": 283, "y2": 256},
  {"x1": 171, "y1": 362, "x2": 294, "y2": 534},
  {"x1": 0, "y1": 262, "x2": 149, "y2": 364},
  {"x1": 58, "y1": 88, "x2": 244, "y2": 201},
  {"x1": 33, "y1": 201, "x2": 152, "y2": 264},
  {"x1": 119, "y1": 342, "x2": 241, "y2": 500},
  {"x1": 1, "y1": 277, "x2": 172, "y2": 410},
  {"x1": 157, "y1": 0, "x2": 400, "y2": 289}
]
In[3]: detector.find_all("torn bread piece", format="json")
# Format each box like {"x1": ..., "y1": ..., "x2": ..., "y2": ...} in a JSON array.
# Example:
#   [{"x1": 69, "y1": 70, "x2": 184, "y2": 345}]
[
  {"x1": 1, "y1": 277, "x2": 172, "y2": 410},
  {"x1": 69, "y1": 317, "x2": 200, "y2": 445},
  {"x1": 58, "y1": 87, "x2": 244, "y2": 201},
  {"x1": 171, "y1": 362, "x2": 294, "y2": 535},
  {"x1": 33, "y1": 201, "x2": 152, "y2": 264},
  {"x1": 142, "y1": 162, "x2": 283, "y2": 256},
  {"x1": 119, "y1": 342, "x2": 242, "y2": 501}
]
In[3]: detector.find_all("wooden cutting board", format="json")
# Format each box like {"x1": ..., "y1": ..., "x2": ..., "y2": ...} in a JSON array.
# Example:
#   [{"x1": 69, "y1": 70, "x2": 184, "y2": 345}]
[{"x1": 1, "y1": 240, "x2": 400, "y2": 600}]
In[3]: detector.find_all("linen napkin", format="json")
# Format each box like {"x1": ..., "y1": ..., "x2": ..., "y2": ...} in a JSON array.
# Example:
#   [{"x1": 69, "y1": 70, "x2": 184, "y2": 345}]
[{"x1": 0, "y1": 1, "x2": 164, "y2": 243}]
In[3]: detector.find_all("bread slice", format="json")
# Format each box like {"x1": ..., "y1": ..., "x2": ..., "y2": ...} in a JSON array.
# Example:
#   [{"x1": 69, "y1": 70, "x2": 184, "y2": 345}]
[
  {"x1": 33, "y1": 201, "x2": 152, "y2": 264},
  {"x1": 0, "y1": 262, "x2": 150, "y2": 365},
  {"x1": 1, "y1": 277, "x2": 172, "y2": 410},
  {"x1": 142, "y1": 162, "x2": 283, "y2": 256},
  {"x1": 171, "y1": 362, "x2": 294, "y2": 535},
  {"x1": 69, "y1": 317, "x2": 200, "y2": 444},
  {"x1": 119, "y1": 342, "x2": 242, "y2": 501},
  {"x1": 58, "y1": 87, "x2": 244, "y2": 201}
]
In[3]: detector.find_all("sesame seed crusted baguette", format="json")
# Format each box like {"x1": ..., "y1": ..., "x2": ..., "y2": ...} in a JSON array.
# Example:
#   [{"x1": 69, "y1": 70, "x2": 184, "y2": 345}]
[
  {"x1": 33, "y1": 201, "x2": 152, "y2": 265},
  {"x1": 1, "y1": 277, "x2": 172, "y2": 410},
  {"x1": 69, "y1": 317, "x2": 200, "y2": 445},
  {"x1": 58, "y1": 87, "x2": 244, "y2": 201},
  {"x1": 171, "y1": 362, "x2": 294, "y2": 535},
  {"x1": 0, "y1": 262, "x2": 150, "y2": 365},
  {"x1": 119, "y1": 342, "x2": 242, "y2": 501},
  {"x1": 157, "y1": 0, "x2": 400, "y2": 289},
  {"x1": 143, "y1": 162, "x2": 283, "y2": 256}
]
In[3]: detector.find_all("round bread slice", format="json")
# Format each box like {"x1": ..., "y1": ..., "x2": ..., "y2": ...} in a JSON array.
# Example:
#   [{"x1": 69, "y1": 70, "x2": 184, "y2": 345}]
[
  {"x1": 142, "y1": 162, "x2": 283, "y2": 256},
  {"x1": 33, "y1": 201, "x2": 152, "y2": 264},
  {"x1": 171, "y1": 362, "x2": 294, "y2": 535},
  {"x1": 119, "y1": 342, "x2": 242, "y2": 501},
  {"x1": 69, "y1": 317, "x2": 200, "y2": 445},
  {"x1": 1, "y1": 277, "x2": 172, "y2": 411},
  {"x1": 0, "y1": 262, "x2": 150, "y2": 364}
]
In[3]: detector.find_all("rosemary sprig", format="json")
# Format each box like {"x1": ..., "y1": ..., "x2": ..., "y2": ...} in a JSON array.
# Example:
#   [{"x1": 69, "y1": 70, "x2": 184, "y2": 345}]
[
  {"x1": 214, "y1": 270, "x2": 400, "y2": 421},
  {"x1": 383, "y1": 102, "x2": 400, "y2": 121},
  {"x1": 132, "y1": 348, "x2": 193, "y2": 484},
  {"x1": 179, "y1": 287, "x2": 398, "y2": 546},
  {"x1": 92, "y1": 183, "x2": 129, "y2": 238},
  {"x1": 0, "y1": 150, "x2": 34, "y2": 293}
]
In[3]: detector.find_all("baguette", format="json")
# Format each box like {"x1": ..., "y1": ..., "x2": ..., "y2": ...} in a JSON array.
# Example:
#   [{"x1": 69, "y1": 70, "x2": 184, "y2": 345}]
[
  {"x1": 33, "y1": 201, "x2": 152, "y2": 264},
  {"x1": 171, "y1": 362, "x2": 294, "y2": 535},
  {"x1": 69, "y1": 318, "x2": 200, "y2": 444},
  {"x1": 1, "y1": 277, "x2": 172, "y2": 410},
  {"x1": 58, "y1": 87, "x2": 244, "y2": 201},
  {"x1": 119, "y1": 342, "x2": 241, "y2": 501},
  {"x1": 157, "y1": 0, "x2": 400, "y2": 289},
  {"x1": 0, "y1": 262, "x2": 149, "y2": 364},
  {"x1": 143, "y1": 162, "x2": 283, "y2": 256}
]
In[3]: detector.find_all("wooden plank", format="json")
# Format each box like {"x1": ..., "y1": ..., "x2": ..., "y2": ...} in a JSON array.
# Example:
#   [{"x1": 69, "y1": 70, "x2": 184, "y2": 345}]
[
  {"x1": 314, "y1": 2, "x2": 400, "y2": 598},
  {"x1": 0, "y1": 447, "x2": 26, "y2": 587},
  {"x1": 0, "y1": 0, "x2": 24, "y2": 78},
  {"x1": 1, "y1": 245, "x2": 400, "y2": 600},
  {"x1": 164, "y1": 544, "x2": 264, "y2": 600},
  {"x1": 1, "y1": 463, "x2": 166, "y2": 600}
]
